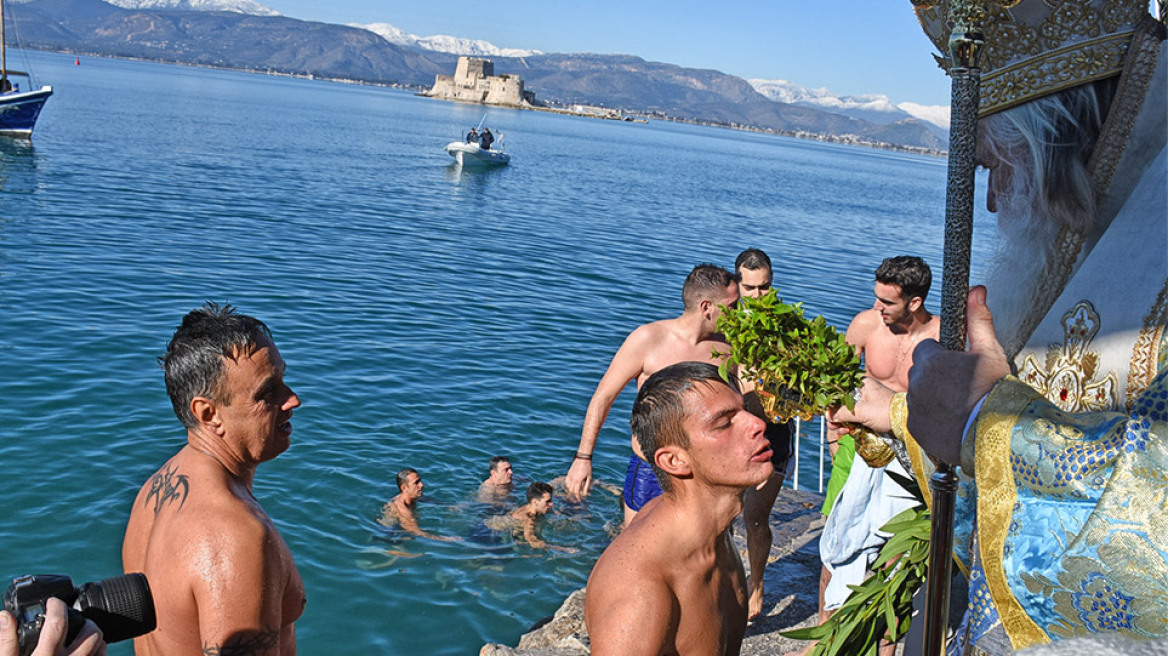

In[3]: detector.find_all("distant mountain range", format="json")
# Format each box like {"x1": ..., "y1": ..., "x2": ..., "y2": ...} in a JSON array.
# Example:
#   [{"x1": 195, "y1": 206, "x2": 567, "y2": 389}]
[
  {"x1": 102, "y1": 0, "x2": 277, "y2": 15},
  {"x1": 359, "y1": 23, "x2": 541, "y2": 59},
  {"x1": 9, "y1": 0, "x2": 950, "y2": 151},
  {"x1": 747, "y1": 79, "x2": 949, "y2": 138}
]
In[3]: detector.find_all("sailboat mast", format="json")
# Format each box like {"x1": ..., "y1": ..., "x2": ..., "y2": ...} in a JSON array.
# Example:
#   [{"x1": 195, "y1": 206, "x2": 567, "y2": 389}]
[{"x1": 1, "y1": 0, "x2": 8, "y2": 88}]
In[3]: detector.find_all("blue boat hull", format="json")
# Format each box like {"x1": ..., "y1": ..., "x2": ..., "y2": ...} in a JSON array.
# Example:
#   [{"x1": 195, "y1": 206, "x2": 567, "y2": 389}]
[{"x1": 0, "y1": 86, "x2": 52, "y2": 137}]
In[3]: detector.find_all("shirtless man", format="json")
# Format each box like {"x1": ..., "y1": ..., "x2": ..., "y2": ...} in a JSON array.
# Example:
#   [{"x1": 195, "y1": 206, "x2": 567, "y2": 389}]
[
  {"x1": 379, "y1": 468, "x2": 453, "y2": 541},
  {"x1": 477, "y1": 456, "x2": 514, "y2": 503},
  {"x1": 122, "y1": 303, "x2": 305, "y2": 656},
  {"x1": 485, "y1": 481, "x2": 575, "y2": 552},
  {"x1": 585, "y1": 362, "x2": 775, "y2": 655},
  {"x1": 846, "y1": 256, "x2": 939, "y2": 392},
  {"x1": 733, "y1": 248, "x2": 796, "y2": 619},
  {"x1": 565, "y1": 264, "x2": 739, "y2": 526},
  {"x1": 793, "y1": 256, "x2": 938, "y2": 655}
]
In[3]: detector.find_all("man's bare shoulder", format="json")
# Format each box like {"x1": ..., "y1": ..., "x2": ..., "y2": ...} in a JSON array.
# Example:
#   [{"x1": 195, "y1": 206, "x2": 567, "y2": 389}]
[
  {"x1": 586, "y1": 508, "x2": 678, "y2": 655},
  {"x1": 845, "y1": 309, "x2": 883, "y2": 346},
  {"x1": 589, "y1": 504, "x2": 677, "y2": 584},
  {"x1": 132, "y1": 454, "x2": 275, "y2": 550},
  {"x1": 626, "y1": 319, "x2": 675, "y2": 343},
  {"x1": 921, "y1": 311, "x2": 941, "y2": 338}
]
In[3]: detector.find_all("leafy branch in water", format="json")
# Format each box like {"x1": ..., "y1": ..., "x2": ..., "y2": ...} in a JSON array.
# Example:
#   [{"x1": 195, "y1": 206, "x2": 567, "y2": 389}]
[
  {"x1": 715, "y1": 289, "x2": 863, "y2": 421},
  {"x1": 781, "y1": 471, "x2": 929, "y2": 655}
]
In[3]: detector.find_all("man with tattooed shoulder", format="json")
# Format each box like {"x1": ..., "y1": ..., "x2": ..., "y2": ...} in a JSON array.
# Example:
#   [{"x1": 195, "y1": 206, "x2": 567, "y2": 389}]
[{"x1": 122, "y1": 303, "x2": 306, "y2": 655}]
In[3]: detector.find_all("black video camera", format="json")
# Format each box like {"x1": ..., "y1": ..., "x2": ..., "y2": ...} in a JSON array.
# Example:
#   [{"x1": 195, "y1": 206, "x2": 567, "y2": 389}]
[{"x1": 3, "y1": 573, "x2": 156, "y2": 656}]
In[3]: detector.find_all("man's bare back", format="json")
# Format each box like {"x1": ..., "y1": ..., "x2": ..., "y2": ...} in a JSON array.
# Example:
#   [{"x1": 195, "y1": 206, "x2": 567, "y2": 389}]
[{"x1": 123, "y1": 446, "x2": 305, "y2": 656}]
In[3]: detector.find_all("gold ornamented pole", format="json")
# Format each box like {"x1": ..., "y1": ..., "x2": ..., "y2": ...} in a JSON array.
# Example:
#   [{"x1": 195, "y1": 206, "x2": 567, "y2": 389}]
[{"x1": 909, "y1": 0, "x2": 998, "y2": 652}]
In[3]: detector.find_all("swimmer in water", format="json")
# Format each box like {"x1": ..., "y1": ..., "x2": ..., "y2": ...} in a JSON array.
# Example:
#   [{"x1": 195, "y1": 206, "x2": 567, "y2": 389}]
[
  {"x1": 477, "y1": 455, "x2": 514, "y2": 504},
  {"x1": 379, "y1": 468, "x2": 456, "y2": 541},
  {"x1": 486, "y1": 482, "x2": 577, "y2": 553}
]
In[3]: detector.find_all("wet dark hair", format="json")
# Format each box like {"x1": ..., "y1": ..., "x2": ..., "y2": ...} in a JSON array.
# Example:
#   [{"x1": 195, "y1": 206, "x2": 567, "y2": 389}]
[
  {"x1": 734, "y1": 248, "x2": 771, "y2": 275},
  {"x1": 160, "y1": 302, "x2": 273, "y2": 430},
  {"x1": 526, "y1": 481, "x2": 554, "y2": 503},
  {"x1": 681, "y1": 263, "x2": 736, "y2": 310},
  {"x1": 396, "y1": 468, "x2": 418, "y2": 491},
  {"x1": 630, "y1": 361, "x2": 737, "y2": 493},
  {"x1": 489, "y1": 455, "x2": 510, "y2": 473},
  {"x1": 874, "y1": 256, "x2": 932, "y2": 302}
]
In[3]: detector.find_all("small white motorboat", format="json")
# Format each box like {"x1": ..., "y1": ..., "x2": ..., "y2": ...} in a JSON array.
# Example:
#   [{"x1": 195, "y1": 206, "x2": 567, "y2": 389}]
[{"x1": 445, "y1": 139, "x2": 510, "y2": 167}]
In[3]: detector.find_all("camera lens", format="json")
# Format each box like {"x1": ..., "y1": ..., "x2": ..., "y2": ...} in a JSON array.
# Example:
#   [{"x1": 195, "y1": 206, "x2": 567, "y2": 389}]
[{"x1": 73, "y1": 574, "x2": 156, "y2": 644}]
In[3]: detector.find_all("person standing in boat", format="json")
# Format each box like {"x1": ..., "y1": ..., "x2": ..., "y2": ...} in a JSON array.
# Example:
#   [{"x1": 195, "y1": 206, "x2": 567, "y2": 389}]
[
  {"x1": 466, "y1": 127, "x2": 478, "y2": 144},
  {"x1": 479, "y1": 128, "x2": 494, "y2": 150}
]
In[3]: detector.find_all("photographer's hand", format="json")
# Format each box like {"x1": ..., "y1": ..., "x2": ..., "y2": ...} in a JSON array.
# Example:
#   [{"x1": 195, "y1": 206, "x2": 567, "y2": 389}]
[{"x1": 0, "y1": 597, "x2": 106, "y2": 656}]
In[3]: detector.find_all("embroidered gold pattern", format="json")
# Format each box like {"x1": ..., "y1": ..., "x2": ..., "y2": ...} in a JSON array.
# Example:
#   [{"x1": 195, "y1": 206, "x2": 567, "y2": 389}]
[
  {"x1": 975, "y1": 378, "x2": 1049, "y2": 648},
  {"x1": 1087, "y1": 16, "x2": 1165, "y2": 199},
  {"x1": 1019, "y1": 301, "x2": 1118, "y2": 411},
  {"x1": 914, "y1": 0, "x2": 1148, "y2": 116},
  {"x1": 1127, "y1": 277, "x2": 1168, "y2": 405}
]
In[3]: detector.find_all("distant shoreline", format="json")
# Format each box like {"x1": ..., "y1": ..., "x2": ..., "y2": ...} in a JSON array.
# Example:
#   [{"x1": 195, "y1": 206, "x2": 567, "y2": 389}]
[{"x1": 35, "y1": 47, "x2": 947, "y2": 158}]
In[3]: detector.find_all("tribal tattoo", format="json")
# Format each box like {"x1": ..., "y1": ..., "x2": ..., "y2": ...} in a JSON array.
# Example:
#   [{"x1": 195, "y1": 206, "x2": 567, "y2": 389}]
[
  {"x1": 202, "y1": 629, "x2": 280, "y2": 656},
  {"x1": 145, "y1": 463, "x2": 190, "y2": 515}
]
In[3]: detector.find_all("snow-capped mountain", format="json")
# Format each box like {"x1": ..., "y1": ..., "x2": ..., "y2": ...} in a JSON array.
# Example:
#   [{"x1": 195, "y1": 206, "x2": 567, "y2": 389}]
[
  {"x1": 895, "y1": 102, "x2": 951, "y2": 131},
  {"x1": 749, "y1": 78, "x2": 950, "y2": 133},
  {"x1": 358, "y1": 22, "x2": 540, "y2": 58},
  {"x1": 103, "y1": 0, "x2": 279, "y2": 15}
]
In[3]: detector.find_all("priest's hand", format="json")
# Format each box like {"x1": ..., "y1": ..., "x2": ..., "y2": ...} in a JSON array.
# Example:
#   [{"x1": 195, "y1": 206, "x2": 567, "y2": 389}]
[
  {"x1": 826, "y1": 376, "x2": 895, "y2": 435},
  {"x1": 906, "y1": 286, "x2": 1011, "y2": 465}
]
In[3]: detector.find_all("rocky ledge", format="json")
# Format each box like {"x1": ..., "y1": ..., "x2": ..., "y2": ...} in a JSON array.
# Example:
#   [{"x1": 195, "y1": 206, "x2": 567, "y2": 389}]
[{"x1": 480, "y1": 487, "x2": 827, "y2": 656}]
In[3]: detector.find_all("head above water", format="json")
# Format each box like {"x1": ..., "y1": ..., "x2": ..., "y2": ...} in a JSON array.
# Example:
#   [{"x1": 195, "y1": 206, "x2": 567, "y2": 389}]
[
  {"x1": 630, "y1": 361, "x2": 740, "y2": 493},
  {"x1": 681, "y1": 263, "x2": 738, "y2": 312},
  {"x1": 526, "y1": 481, "x2": 554, "y2": 504},
  {"x1": 488, "y1": 456, "x2": 513, "y2": 484},
  {"x1": 396, "y1": 467, "x2": 419, "y2": 492},
  {"x1": 161, "y1": 302, "x2": 275, "y2": 430}
]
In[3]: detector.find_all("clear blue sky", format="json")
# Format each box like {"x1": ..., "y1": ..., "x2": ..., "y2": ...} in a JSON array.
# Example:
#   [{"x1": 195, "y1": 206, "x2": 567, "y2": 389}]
[{"x1": 260, "y1": 0, "x2": 954, "y2": 107}]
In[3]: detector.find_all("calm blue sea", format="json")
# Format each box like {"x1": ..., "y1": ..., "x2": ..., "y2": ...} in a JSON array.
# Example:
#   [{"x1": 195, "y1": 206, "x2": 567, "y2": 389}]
[{"x1": 0, "y1": 51, "x2": 999, "y2": 654}]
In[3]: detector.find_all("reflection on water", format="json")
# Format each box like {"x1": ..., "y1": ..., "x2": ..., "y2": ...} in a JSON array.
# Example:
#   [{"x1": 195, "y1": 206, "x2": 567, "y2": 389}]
[{"x1": 0, "y1": 138, "x2": 40, "y2": 196}]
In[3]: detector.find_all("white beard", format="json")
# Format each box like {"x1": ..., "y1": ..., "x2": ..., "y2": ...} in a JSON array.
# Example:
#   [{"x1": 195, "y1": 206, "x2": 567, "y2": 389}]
[{"x1": 983, "y1": 189, "x2": 1062, "y2": 361}]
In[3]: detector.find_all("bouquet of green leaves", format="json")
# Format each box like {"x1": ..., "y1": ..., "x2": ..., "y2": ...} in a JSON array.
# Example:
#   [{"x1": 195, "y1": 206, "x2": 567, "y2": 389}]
[{"x1": 716, "y1": 289, "x2": 863, "y2": 421}]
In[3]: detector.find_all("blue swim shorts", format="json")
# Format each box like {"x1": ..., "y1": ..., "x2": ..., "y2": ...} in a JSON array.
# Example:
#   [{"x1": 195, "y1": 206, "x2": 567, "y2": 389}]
[{"x1": 622, "y1": 454, "x2": 663, "y2": 511}]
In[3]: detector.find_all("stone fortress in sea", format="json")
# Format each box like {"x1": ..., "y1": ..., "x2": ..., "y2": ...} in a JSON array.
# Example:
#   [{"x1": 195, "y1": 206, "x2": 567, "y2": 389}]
[
  {"x1": 423, "y1": 56, "x2": 642, "y2": 122},
  {"x1": 424, "y1": 56, "x2": 538, "y2": 107}
]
